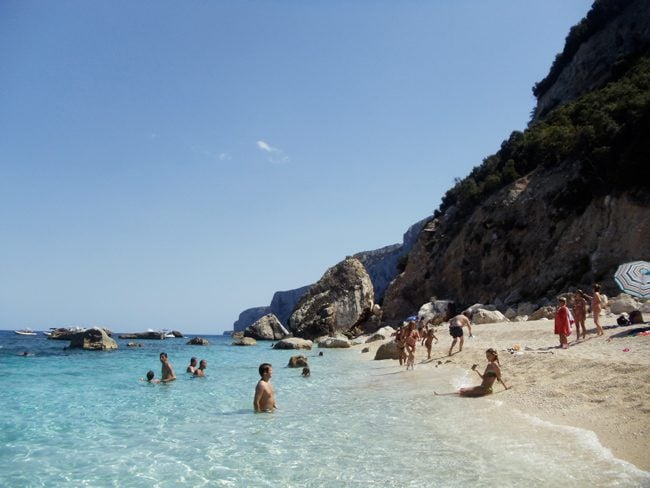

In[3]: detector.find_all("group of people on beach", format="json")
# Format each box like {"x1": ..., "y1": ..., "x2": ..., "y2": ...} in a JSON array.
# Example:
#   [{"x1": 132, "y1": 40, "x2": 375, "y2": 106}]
[
  {"x1": 393, "y1": 311, "x2": 509, "y2": 397},
  {"x1": 554, "y1": 283, "x2": 606, "y2": 349}
]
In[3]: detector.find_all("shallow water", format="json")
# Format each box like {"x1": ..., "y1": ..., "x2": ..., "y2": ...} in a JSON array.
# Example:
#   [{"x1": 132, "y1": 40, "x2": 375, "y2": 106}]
[{"x1": 0, "y1": 330, "x2": 648, "y2": 487}]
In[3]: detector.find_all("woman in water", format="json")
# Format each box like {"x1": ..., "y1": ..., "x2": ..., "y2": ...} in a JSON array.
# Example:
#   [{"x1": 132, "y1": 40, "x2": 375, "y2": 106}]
[{"x1": 459, "y1": 348, "x2": 509, "y2": 397}]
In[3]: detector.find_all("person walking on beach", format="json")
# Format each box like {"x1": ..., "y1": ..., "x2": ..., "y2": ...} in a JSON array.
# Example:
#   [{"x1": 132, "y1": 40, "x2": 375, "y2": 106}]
[
  {"x1": 193, "y1": 359, "x2": 207, "y2": 377},
  {"x1": 405, "y1": 321, "x2": 419, "y2": 370},
  {"x1": 554, "y1": 297, "x2": 572, "y2": 349},
  {"x1": 254, "y1": 363, "x2": 277, "y2": 413},
  {"x1": 572, "y1": 290, "x2": 589, "y2": 341},
  {"x1": 186, "y1": 357, "x2": 198, "y2": 373},
  {"x1": 425, "y1": 327, "x2": 438, "y2": 360},
  {"x1": 459, "y1": 348, "x2": 509, "y2": 397},
  {"x1": 160, "y1": 352, "x2": 176, "y2": 382},
  {"x1": 591, "y1": 284, "x2": 605, "y2": 336},
  {"x1": 448, "y1": 313, "x2": 473, "y2": 356}
]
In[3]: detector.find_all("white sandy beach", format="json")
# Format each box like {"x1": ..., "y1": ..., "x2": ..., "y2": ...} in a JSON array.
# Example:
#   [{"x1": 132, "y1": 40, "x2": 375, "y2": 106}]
[{"x1": 358, "y1": 314, "x2": 650, "y2": 472}]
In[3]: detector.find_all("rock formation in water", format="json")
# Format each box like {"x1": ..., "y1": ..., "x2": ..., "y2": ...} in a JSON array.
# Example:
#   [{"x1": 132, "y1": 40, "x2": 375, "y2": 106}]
[{"x1": 244, "y1": 313, "x2": 291, "y2": 341}]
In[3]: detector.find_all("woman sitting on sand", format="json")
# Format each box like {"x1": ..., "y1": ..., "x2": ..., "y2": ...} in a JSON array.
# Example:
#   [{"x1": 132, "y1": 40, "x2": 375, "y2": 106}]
[{"x1": 459, "y1": 348, "x2": 509, "y2": 397}]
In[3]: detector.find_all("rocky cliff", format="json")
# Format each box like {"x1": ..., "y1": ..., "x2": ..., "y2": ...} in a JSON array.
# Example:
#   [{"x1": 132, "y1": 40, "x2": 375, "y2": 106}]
[
  {"x1": 534, "y1": 0, "x2": 650, "y2": 119},
  {"x1": 232, "y1": 219, "x2": 425, "y2": 332},
  {"x1": 382, "y1": 0, "x2": 650, "y2": 320}
]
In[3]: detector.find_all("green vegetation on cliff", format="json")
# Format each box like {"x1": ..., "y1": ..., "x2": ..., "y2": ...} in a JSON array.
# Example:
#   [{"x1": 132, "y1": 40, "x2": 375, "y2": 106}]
[
  {"x1": 438, "y1": 55, "x2": 650, "y2": 218},
  {"x1": 533, "y1": 0, "x2": 634, "y2": 99}
]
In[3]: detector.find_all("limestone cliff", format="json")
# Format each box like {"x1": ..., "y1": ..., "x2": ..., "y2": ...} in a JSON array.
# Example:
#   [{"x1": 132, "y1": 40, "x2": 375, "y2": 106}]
[
  {"x1": 534, "y1": 0, "x2": 650, "y2": 119},
  {"x1": 382, "y1": 0, "x2": 650, "y2": 320}
]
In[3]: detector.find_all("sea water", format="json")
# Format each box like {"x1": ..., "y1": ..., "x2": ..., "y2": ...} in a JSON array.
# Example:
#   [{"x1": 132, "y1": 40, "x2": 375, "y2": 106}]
[{"x1": 0, "y1": 330, "x2": 648, "y2": 487}]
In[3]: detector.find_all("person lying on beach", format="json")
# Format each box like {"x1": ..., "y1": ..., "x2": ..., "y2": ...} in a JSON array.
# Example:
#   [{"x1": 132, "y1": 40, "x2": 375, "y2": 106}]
[
  {"x1": 160, "y1": 352, "x2": 176, "y2": 382},
  {"x1": 186, "y1": 357, "x2": 198, "y2": 373},
  {"x1": 254, "y1": 363, "x2": 277, "y2": 413},
  {"x1": 448, "y1": 313, "x2": 473, "y2": 356},
  {"x1": 193, "y1": 359, "x2": 207, "y2": 377},
  {"x1": 458, "y1": 348, "x2": 509, "y2": 397},
  {"x1": 141, "y1": 370, "x2": 160, "y2": 383}
]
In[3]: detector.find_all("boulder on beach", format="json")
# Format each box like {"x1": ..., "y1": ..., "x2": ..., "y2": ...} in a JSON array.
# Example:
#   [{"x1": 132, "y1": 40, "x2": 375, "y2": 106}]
[
  {"x1": 472, "y1": 309, "x2": 508, "y2": 324},
  {"x1": 374, "y1": 341, "x2": 400, "y2": 360},
  {"x1": 318, "y1": 337, "x2": 351, "y2": 348}
]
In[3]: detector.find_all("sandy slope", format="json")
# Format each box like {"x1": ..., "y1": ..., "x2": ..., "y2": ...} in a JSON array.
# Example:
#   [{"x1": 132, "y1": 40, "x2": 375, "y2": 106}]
[{"x1": 356, "y1": 314, "x2": 650, "y2": 471}]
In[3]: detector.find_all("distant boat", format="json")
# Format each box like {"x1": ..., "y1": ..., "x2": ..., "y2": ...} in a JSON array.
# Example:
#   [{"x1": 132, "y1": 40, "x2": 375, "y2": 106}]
[
  {"x1": 15, "y1": 328, "x2": 37, "y2": 336},
  {"x1": 163, "y1": 330, "x2": 176, "y2": 338}
]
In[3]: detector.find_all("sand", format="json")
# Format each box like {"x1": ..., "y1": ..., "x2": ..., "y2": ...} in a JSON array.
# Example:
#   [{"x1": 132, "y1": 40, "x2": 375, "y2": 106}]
[{"x1": 357, "y1": 314, "x2": 650, "y2": 471}]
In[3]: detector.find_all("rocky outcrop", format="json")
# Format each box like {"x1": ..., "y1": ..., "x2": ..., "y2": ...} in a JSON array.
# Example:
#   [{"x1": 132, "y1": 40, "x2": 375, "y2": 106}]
[
  {"x1": 232, "y1": 337, "x2": 257, "y2": 346},
  {"x1": 269, "y1": 286, "x2": 311, "y2": 326},
  {"x1": 318, "y1": 337, "x2": 351, "y2": 348},
  {"x1": 472, "y1": 309, "x2": 509, "y2": 324},
  {"x1": 244, "y1": 313, "x2": 291, "y2": 341},
  {"x1": 232, "y1": 306, "x2": 270, "y2": 333},
  {"x1": 374, "y1": 341, "x2": 400, "y2": 360},
  {"x1": 69, "y1": 328, "x2": 118, "y2": 351},
  {"x1": 187, "y1": 337, "x2": 209, "y2": 345},
  {"x1": 534, "y1": 0, "x2": 650, "y2": 119},
  {"x1": 118, "y1": 331, "x2": 166, "y2": 340},
  {"x1": 288, "y1": 355, "x2": 309, "y2": 368},
  {"x1": 288, "y1": 258, "x2": 374, "y2": 340},
  {"x1": 354, "y1": 218, "x2": 428, "y2": 302},
  {"x1": 273, "y1": 338, "x2": 313, "y2": 350},
  {"x1": 418, "y1": 300, "x2": 454, "y2": 325},
  {"x1": 382, "y1": 175, "x2": 650, "y2": 321}
]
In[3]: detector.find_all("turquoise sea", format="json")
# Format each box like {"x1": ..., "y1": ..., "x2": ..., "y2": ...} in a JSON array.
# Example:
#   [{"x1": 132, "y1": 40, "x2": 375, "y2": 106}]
[{"x1": 1, "y1": 330, "x2": 648, "y2": 487}]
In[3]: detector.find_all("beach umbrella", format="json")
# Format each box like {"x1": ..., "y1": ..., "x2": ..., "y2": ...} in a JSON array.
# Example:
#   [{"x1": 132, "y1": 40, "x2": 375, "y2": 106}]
[{"x1": 614, "y1": 260, "x2": 650, "y2": 299}]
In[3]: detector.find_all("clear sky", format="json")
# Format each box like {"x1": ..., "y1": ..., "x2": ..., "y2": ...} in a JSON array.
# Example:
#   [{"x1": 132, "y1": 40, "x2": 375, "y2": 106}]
[{"x1": 1, "y1": 1, "x2": 593, "y2": 334}]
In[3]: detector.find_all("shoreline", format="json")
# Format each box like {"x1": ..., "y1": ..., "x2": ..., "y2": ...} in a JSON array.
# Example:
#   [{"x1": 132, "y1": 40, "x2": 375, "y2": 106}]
[{"x1": 354, "y1": 316, "x2": 650, "y2": 472}]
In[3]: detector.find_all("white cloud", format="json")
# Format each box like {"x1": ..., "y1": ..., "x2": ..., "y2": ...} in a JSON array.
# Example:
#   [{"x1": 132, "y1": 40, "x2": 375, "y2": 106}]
[
  {"x1": 256, "y1": 140, "x2": 289, "y2": 164},
  {"x1": 256, "y1": 140, "x2": 275, "y2": 152}
]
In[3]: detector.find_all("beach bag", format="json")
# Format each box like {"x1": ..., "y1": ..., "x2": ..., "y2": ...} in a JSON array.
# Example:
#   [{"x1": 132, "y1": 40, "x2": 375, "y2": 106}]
[
  {"x1": 567, "y1": 310, "x2": 574, "y2": 333},
  {"x1": 617, "y1": 315, "x2": 631, "y2": 326}
]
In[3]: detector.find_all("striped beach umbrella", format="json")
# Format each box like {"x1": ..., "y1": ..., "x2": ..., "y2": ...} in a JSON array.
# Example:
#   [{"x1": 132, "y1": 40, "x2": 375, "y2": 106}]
[{"x1": 614, "y1": 260, "x2": 650, "y2": 299}]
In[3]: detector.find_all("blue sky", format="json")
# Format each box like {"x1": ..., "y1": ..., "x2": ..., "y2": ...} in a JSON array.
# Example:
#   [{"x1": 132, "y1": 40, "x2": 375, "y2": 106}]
[{"x1": 1, "y1": 1, "x2": 593, "y2": 334}]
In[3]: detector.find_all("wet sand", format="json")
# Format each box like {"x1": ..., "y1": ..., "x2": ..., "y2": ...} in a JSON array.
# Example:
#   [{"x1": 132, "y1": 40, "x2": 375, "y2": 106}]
[{"x1": 357, "y1": 315, "x2": 650, "y2": 471}]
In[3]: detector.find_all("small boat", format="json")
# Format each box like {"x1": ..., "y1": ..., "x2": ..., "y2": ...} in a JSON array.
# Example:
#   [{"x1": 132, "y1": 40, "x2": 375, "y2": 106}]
[{"x1": 15, "y1": 328, "x2": 37, "y2": 336}]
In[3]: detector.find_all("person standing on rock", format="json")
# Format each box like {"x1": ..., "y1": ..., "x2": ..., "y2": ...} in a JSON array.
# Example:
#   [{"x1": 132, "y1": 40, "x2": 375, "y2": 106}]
[{"x1": 448, "y1": 313, "x2": 473, "y2": 356}]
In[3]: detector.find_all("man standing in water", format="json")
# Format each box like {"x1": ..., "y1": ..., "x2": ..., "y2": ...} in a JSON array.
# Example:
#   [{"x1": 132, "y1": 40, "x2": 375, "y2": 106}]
[
  {"x1": 160, "y1": 352, "x2": 176, "y2": 382},
  {"x1": 254, "y1": 363, "x2": 277, "y2": 413},
  {"x1": 448, "y1": 312, "x2": 473, "y2": 356}
]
